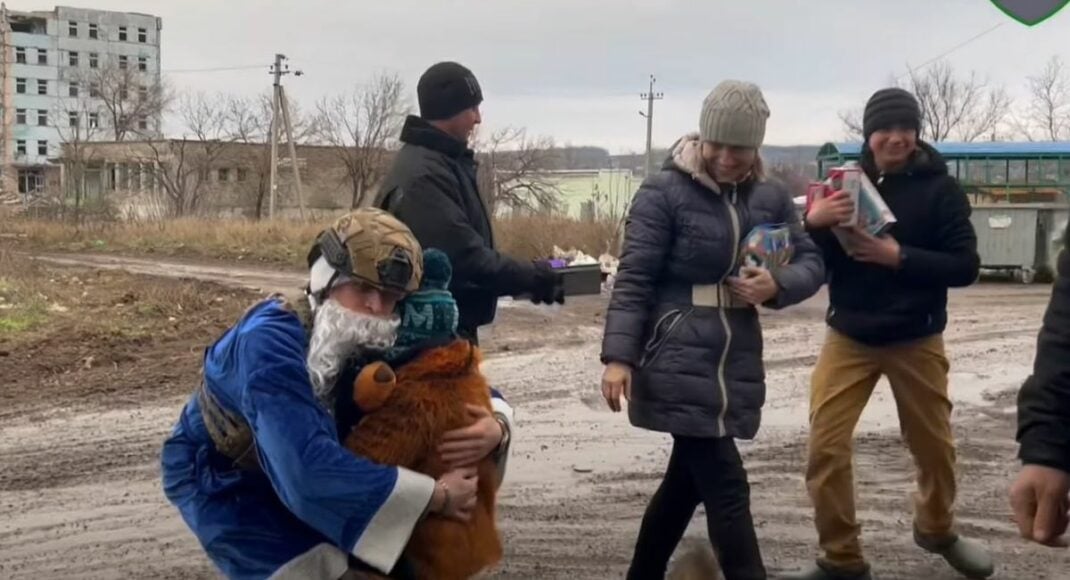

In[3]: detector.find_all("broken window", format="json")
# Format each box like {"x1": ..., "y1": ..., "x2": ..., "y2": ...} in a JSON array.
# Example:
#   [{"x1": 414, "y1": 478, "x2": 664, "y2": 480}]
[
  {"x1": 37, "y1": 48, "x2": 47, "y2": 65},
  {"x1": 218, "y1": 168, "x2": 231, "y2": 182},
  {"x1": 119, "y1": 26, "x2": 127, "y2": 41},
  {"x1": 88, "y1": 23, "x2": 99, "y2": 39},
  {"x1": 69, "y1": 111, "x2": 79, "y2": 127},
  {"x1": 15, "y1": 47, "x2": 26, "y2": 64},
  {"x1": 119, "y1": 85, "x2": 129, "y2": 100},
  {"x1": 37, "y1": 79, "x2": 47, "y2": 95},
  {"x1": 18, "y1": 170, "x2": 44, "y2": 194},
  {"x1": 15, "y1": 109, "x2": 27, "y2": 125},
  {"x1": 10, "y1": 16, "x2": 47, "y2": 34},
  {"x1": 16, "y1": 140, "x2": 27, "y2": 156},
  {"x1": 90, "y1": 82, "x2": 100, "y2": 98},
  {"x1": 69, "y1": 82, "x2": 80, "y2": 98},
  {"x1": 89, "y1": 113, "x2": 100, "y2": 128},
  {"x1": 138, "y1": 28, "x2": 147, "y2": 43},
  {"x1": 38, "y1": 110, "x2": 48, "y2": 126},
  {"x1": 237, "y1": 168, "x2": 249, "y2": 182},
  {"x1": 138, "y1": 56, "x2": 148, "y2": 72},
  {"x1": 69, "y1": 51, "x2": 79, "y2": 67},
  {"x1": 138, "y1": 115, "x2": 149, "y2": 130},
  {"x1": 68, "y1": 21, "x2": 77, "y2": 37},
  {"x1": 16, "y1": 78, "x2": 26, "y2": 94},
  {"x1": 119, "y1": 55, "x2": 128, "y2": 70},
  {"x1": 138, "y1": 85, "x2": 149, "y2": 100},
  {"x1": 89, "y1": 52, "x2": 99, "y2": 69},
  {"x1": 38, "y1": 141, "x2": 48, "y2": 156}
]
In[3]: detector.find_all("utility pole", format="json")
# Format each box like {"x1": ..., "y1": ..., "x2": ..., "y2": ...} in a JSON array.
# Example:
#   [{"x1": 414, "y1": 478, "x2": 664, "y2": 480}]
[
  {"x1": 268, "y1": 53, "x2": 305, "y2": 219},
  {"x1": 639, "y1": 75, "x2": 663, "y2": 179}
]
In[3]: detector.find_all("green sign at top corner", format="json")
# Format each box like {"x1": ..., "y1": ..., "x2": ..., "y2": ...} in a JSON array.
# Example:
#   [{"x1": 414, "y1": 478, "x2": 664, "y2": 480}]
[{"x1": 990, "y1": 0, "x2": 1069, "y2": 26}]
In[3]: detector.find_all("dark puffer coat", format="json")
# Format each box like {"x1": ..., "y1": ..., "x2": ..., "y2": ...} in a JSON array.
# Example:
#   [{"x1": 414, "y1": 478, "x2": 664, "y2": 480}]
[
  {"x1": 377, "y1": 116, "x2": 541, "y2": 338},
  {"x1": 601, "y1": 135, "x2": 825, "y2": 439}
]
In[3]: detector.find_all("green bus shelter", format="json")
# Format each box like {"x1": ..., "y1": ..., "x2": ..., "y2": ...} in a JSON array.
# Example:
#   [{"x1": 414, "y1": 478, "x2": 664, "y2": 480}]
[{"x1": 816, "y1": 141, "x2": 1070, "y2": 203}]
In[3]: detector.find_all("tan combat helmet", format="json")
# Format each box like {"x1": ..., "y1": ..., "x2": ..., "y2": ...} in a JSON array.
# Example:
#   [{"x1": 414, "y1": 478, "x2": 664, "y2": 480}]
[{"x1": 308, "y1": 208, "x2": 424, "y2": 297}]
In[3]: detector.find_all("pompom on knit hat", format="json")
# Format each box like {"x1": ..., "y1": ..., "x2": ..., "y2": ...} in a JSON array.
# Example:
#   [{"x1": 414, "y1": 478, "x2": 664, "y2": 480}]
[
  {"x1": 393, "y1": 249, "x2": 458, "y2": 350},
  {"x1": 699, "y1": 80, "x2": 770, "y2": 148}
]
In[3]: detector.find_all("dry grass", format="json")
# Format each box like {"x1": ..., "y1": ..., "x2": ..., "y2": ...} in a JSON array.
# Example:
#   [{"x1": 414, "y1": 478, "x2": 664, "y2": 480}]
[
  {"x1": 0, "y1": 250, "x2": 48, "y2": 334},
  {"x1": 0, "y1": 247, "x2": 254, "y2": 340},
  {"x1": 1, "y1": 214, "x2": 622, "y2": 267},
  {"x1": 4, "y1": 217, "x2": 324, "y2": 267},
  {"x1": 494, "y1": 214, "x2": 622, "y2": 259}
]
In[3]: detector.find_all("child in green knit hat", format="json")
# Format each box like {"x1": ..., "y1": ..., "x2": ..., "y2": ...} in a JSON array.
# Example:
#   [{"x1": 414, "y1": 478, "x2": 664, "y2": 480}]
[
  {"x1": 344, "y1": 247, "x2": 512, "y2": 579},
  {"x1": 388, "y1": 248, "x2": 461, "y2": 359}
]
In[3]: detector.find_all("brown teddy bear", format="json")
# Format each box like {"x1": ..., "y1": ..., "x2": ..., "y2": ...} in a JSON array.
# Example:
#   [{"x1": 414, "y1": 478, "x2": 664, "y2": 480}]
[{"x1": 343, "y1": 249, "x2": 505, "y2": 580}]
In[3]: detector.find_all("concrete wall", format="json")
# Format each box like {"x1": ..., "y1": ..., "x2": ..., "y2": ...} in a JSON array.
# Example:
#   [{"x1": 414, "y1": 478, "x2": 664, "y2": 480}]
[{"x1": 63, "y1": 140, "x2": 365, "y2": 220}]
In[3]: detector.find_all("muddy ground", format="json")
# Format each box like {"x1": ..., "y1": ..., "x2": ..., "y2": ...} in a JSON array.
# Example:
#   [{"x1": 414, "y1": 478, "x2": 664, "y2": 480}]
[{"x1": 1, "y1": 252, "x2": 1068, "y2": 579}]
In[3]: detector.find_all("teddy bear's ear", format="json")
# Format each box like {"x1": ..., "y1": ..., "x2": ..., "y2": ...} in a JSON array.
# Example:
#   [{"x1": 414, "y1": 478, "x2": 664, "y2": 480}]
[{"x1": 353, "y1": 361, "x2": 397, "y2": 413}]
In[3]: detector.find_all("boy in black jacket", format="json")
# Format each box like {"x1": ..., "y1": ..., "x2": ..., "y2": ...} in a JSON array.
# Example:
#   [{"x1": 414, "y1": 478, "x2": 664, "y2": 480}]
[
  {"x1": 786, "y1": 88, "x2": 993, "y2": 580},
  {"x1": 1011, "y1": 231, "x2": 1070, "y2": 547}
]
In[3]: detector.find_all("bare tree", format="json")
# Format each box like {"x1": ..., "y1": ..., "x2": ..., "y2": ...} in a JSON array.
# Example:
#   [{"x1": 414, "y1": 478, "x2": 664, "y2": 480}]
[
  {"x1": 473, "y1": 127, "x2": 563, "y2": 215},
  {"x1": 839, "y1": 61, "x2": 1011, "y2": 142},
  {"x1": 71, "y1": 59, "x2": 168, "y2": 142},
  {"x1": 1019, "y1": 56, "x2": 1070, "y2": 141},
  {"x1": 227, "y1": 93, "x2": 316, "y2": 219},
  {"x1": 145, "y1": 92, "x2": 235, "y2": 216},
  {"x1": 907, "y1": 62, "x2": 1011, "y2": 142},
  {"x1": 838, "y1": 110, "x2": 864, "y2": 140},
  {"x1": 316, "y1": 73, "x2": 408, "y2": 209},
  {"x1": 52, "y1": 93, "x2": 107, "y2": 221}
]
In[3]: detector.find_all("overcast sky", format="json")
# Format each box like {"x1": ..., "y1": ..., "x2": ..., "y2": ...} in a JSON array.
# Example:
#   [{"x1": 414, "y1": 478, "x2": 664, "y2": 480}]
[{"x1": 17, "y1": 0, "x2": 1070, "y2": 152}]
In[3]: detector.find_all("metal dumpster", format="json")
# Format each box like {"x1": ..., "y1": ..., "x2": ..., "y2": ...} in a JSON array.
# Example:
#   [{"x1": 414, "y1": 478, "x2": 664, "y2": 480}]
[{"x1": 970, "y1": 203, "x2": 1067, "y2": 283}]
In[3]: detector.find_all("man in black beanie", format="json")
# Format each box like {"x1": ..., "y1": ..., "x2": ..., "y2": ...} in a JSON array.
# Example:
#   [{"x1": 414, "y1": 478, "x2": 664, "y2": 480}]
[
  {"x1": 786, "y1": 87, "x2": 993, "y2": 580},
  {"x1": 377, "y1": 61, "x2": 563, "y2": 344}
]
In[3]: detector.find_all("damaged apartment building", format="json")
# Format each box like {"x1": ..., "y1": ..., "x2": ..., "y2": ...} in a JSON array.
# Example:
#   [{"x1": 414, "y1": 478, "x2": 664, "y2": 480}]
[{"x1": 0, "y1": 4, "x2": 161, "y2": 205}]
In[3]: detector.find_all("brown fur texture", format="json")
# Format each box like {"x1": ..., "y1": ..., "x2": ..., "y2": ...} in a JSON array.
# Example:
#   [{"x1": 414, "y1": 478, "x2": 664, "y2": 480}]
[{"x1": 344, "y1": 339, "x2": 502, "y2": 580}]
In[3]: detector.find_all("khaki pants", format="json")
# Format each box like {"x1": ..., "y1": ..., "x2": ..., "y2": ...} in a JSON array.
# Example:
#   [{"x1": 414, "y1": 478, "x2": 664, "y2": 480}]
[{"x1": 805, "y1": 329, "x2": 957, "y2": 572}]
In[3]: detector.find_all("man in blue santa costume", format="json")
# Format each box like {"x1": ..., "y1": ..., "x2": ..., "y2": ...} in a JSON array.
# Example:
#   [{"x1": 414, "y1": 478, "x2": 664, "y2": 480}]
[{"x1": 160, "y1": 208, "x2": 514, "y2": 580}]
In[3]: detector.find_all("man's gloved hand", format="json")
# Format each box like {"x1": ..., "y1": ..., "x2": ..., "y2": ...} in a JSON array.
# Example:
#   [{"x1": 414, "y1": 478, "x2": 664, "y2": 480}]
[{"x1": 530, "y1": 261, "x2": 564, "y2": 305}]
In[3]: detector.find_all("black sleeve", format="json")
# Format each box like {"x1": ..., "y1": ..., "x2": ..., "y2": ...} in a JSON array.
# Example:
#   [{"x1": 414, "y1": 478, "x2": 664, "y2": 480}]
[
  {"x1": 600, "y1": 184, "x2": 673, "y2": 367},
  {"x1": 767, "y1": 188, "x2": 826, "y2": 309},
  {"x1": 1017, "y1": 243, "x2": 1070, "y2": 473},
  {"x1": 803, "y1": 214, "x2": 840, "y2": 258},
  {"x1": 897, "y1": 177, "x2": 980, "y2": 288},
  {"x1": 389, "y1": 172, "x2": 538, "y2": 297}
]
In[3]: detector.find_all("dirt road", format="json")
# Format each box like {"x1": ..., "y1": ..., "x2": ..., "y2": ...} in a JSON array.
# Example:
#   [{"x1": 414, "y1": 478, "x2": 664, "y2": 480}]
[{"x1": 2, "y1": 253, "x2": 1068, "y2": 579}]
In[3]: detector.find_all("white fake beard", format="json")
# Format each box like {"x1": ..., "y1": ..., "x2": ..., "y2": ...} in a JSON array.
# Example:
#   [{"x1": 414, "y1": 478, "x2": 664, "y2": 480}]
[{"x1": 306, "y1": 298, "x2": 399, "y2": 414}]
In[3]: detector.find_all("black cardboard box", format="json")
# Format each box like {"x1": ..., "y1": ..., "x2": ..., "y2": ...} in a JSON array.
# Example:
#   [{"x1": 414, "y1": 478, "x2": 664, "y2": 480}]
[{"x1": 557, "y1": 264, "x2": 603, "y2": 296}]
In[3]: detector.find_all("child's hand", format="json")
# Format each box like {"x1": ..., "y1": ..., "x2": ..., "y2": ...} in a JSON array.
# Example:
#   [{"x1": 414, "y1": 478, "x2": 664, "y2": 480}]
[{"x1": 439, "y1": 404, "x2": 504, "y2": 468}]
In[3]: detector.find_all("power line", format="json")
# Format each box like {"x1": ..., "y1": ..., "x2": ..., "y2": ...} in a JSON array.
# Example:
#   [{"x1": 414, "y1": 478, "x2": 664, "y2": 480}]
[
  {"x1": 895, "y1": 21, "x2": 1006, "y2": 81},
  {"x1": 162, "y1": 64, "x2": 267, "y2": 74}
]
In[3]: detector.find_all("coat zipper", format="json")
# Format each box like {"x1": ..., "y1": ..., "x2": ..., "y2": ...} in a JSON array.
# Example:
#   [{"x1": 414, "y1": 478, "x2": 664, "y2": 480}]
[{"x1": 716, "y1": 185, "x2": 741, "y2": 436}]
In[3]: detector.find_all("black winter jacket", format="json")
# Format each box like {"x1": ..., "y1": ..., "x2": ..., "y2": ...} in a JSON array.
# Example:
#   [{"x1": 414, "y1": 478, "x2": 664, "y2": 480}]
[
  {"x1": 377, "y1": 117, "x2": 539, "y2": 336},
  {"x1": 806, "y1": 141, "x2": 980, "y2": 345},
  {"x1": 1017, "y1": 232, "x2": 1070, "y2": 473},
  {"x1": 601, "y1": 135, "x2": 825, "y2": 439}
]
